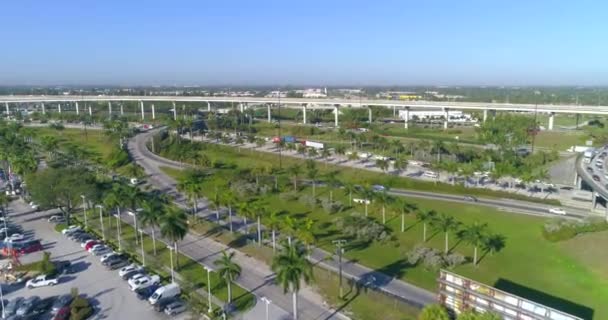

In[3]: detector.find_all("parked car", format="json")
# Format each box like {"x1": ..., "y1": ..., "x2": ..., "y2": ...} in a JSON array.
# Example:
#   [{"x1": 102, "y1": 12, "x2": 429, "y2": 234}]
[
  {"x1": 61, "y1": 225, "x2": 81, "y2": 235},
  {"x1": 100, "y1": 252, "x2": 119, "y2": 263},
  {"x1": 548, "y1": 208, "x2": 567, "y2": 215},
  {"x1": 54, "y1": 260, "x2": 74, "y2": 274},
  {"x1": 136, "y1": 284, "x2": 160, "y2": 300},
  {"x1": 4, "y1": 233, "x2": 24, "y2": 242},
  {"x1": 15, "y1": 240, "x2": 43, "y2": 254},
  {"x1": 119, "y1": 264, "x2": 144, "y2": 278},
  {"x1": 84, "y1": 240, "x2": 102, "y2": 251},
  {"x1": 52, "y1": 306, "x2": 71, "y2": 320},
  {"x1": 92, "y1": 245, "x2": 112, "y2": 256},
  {"x1": 48, "y1": 215, "x2": 65, "y2": 223},
  {"x1": 593, "y1": 175, "x2": 601, "y2": 182},
  {"x1": 106, "y1": 258, "x2": 129, "y2": 270},
  {"x1": 371, "y1": 185, "x2": 385, "y2": 192},
  {"x1": 4, "y1": 297, "x2": 24, "y2": 317},
  {"x1": 16, "y1": 296, "x2": 40, "y2": 316},
  {"x1": 463, "y1": 195, "x2": 478, "y2": 202},
  {"x1": 129, "y1": 275, "x2": 160, "y2": 291},
  {"x1": 26, "y1": 296, "x2": 55, "y2": 317},
  {"x1": 164, "y1": 300, "x2": 187, "y2": 316},
  {"x1": 26, "y1": 274, "x2": 59, "y2": 288},
  {"x1": 149, "y1": 283, "x2": 181, "y2": 305},
  {"x1": 153, "y1": 297, "x2": 178, "y2": 312},
  {"x1": 52, "y1": 294, "x2": 74, "y2": 313},
  {"x1": 81, "y1": 239, "x2": 99, "y2": 249},
  {"x1": 66, "y1": 230, "x2": 85, "y2": 240}
]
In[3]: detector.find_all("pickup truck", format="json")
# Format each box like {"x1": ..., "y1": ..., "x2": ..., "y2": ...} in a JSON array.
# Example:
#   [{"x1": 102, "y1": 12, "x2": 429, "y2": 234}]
[{"x1": 26, "y1": 274, "x2": 59, "y2": 288}]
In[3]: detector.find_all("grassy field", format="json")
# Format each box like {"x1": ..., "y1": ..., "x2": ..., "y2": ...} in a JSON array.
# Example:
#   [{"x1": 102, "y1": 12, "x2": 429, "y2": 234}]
[
  {"x1": 31, "y1": 126, "x2": 115, "y2": 160},
  {"x1": 159, "y1": 143, "x2": 607, "y2": 319}
]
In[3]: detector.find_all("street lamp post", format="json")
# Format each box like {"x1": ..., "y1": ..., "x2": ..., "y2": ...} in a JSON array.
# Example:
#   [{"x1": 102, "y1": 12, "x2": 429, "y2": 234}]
[
  {"x1": 332, "y1": 239, "x2": 347, "y2": 299},
  {"x1": 204, "y1": 265, "x2": 214, "y2": 314},
  {"x1": 128, "y1": 210, "x2": 139, "y2": 245},
  {"x1": 167, "y1": 245, "x2": 175, "y2": 283},
  {"x1": 261, "y1": 296, "x2": 272, "y2": 320},
  {"x1": 138, "y1": 229, "x2": 145, "y2": 266},
  {"x1": 80, "y1": 195, "x2": 87, "y2": 229},
  {"x1": 0, "y1": 281, "x2": 5, "y2": 319},
  {"x1": 95, "y1": 205, "x2": 105, "y2": 241},
  {"x1": 114, "y1": 208, "x2": 122, "y2": 251}
]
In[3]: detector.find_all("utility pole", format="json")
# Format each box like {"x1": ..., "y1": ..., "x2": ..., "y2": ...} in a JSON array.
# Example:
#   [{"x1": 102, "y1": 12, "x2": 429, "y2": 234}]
[{"x1": 332, "y1": 239, "x2": 347, "y2": 299}]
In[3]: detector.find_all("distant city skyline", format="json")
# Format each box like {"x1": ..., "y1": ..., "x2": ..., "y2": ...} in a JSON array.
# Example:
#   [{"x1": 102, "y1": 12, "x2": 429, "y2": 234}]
[{"x1": 2, "y1": 1, "x2": 608, "y2": 86}]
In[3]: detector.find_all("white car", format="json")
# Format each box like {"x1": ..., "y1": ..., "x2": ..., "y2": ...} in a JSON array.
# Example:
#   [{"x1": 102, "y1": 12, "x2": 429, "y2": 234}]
[
  {"x1": 91, "y1": 245, "x2": 112, "y2": 256},
  {"x1": 4, "y1": 233, "x2": 24, "y2": 242},
  {"x1": 26, "y1": 274, "x2": 58, "y2": 288},
  {"x1": 48, "y1": 215, "x2": 65, "y2": 223},
  {"x1": 129, "y1": 275, "x2": 160, "y2": 291},
  {"x1": 548, "y1": 208, "x2": 567, "y2": 215},
  {"x1": 29, "y1": 202, "x2": 39, "y2": 210},
  {"x1": 118, "y1": 264, "x2": 143, "y2": 278},
  {"x1": 100, "y1": 252, "x2": 119, "y2": 263},
  {"x1": 61, "y1": 225, "x2": 81, "y2": 235},
  {"x1": 126, "y1": 273, "x2": 147, "y2": 283}
]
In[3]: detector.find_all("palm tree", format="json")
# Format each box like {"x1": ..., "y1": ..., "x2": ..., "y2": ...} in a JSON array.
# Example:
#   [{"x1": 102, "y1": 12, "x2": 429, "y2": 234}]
[
  {"x1": 125, "y1": 163, "x2": 145, "y2": 179},
  {"x1": 272, "y1": 240, "x2": 313, "y2": 320},
  {"x1": 357, "y1": 186, "x2": 375, "y2": 217},
  {"x1": 306, "y1": 165, "x2": 319, "y2": 198},
  {"x1": 297, "y1": 218, "x2": 316, "y2": 257},
  {"x1": 139, "y1": 199, "x2": 162, "y2": 255},
  {"x1": 342, "y1": 182, "x2": 357, "y2": 206},
  {"x1": 458, "y1": 222, "x2": 488, "y2": 266},
  {"x1": 268, "y1": 211, "x2": 282, "y2": 252},
  {"x1": 374, "y1": 191, "x2": 393, "y2": 224},
  {"x1": 160, "y1": 205, "x2": 189, "y2": 267},
  {"x1": 397, "y1": 198, "x2": 417, "y2": 232},
  {"x1": 221, "y1": 191, "x2": 237, "y2": 233},
  {"x1": 214, "y1": 250, "x2": 241, "y2": 304},
  {"x1": 433, "y1": 214, "x2": 460, "y2": 253},
  {"x1": 281, "y1": 215, "x2": 298, "y2": 245},
  {"x1": 251, "y1": 201, "x2": 266, "y2": 246},
  {"x1": 103, "y1": 184, "x2": 126, "y2": 245},
  {"x1": 482, "y1": 233, "x2": 506, "y2": 256},
  {"x1": 375, "y1": 158, "x2": 389, "y2": 173},
  {"x1": 209, "y1": 190, "x2": 222, "y2": 221},
  {"x1": 287, "y1": 165, "x2": 302, "y2": 192},
  {"x1": 320, "y1": 147, "x2": 332, "y2": 166},
  {"x1": 324, "y1": 170, "x2": 341, "y2": 202},
  {"x1": 416, "y1": 210, "x2": 438, "y2": 242},
  {"x1": 176, "y1": 174, "x2": 204, "y2": 215},
  {"x1": 347, "y1": 151, "x2": 359, "y2": 162}
]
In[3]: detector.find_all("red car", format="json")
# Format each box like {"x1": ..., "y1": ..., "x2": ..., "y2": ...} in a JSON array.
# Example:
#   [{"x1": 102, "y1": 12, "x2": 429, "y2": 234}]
[
  {"x1": 53, "y1": 306, "x2": 70, "y2": 320},
  {"x1": 18, "y1": 240, "x2": 43, "y2": 254},
  {"x1": 84, "y1": 240, "x2": 101, "y2": 251}
]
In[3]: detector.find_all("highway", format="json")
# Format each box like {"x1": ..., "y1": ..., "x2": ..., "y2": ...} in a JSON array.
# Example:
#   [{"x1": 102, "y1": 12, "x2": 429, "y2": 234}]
[
  {"x1": 576, "y1": 147, "x2": 608, "y2": 203},
  {"x1": 4, "y1": 94, "x2": 608, "y2": 114}
]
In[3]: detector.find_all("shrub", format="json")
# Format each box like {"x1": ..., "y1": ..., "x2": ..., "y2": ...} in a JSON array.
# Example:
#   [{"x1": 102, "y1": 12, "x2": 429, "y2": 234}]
[
  {"x1": 320, "y1": 199, "x2": 344, "y2": 214},
  {"x1": 542, "y1": 217, "x2": 608, "y2": 242},
  {"x1": 335, "y1": 213, "x2": 389, "y2": 242},
  {"x1": 298, "y1": 194, "x2": 318, "y2": 207},
  {"x1": 407, "y1": 245, "x2": 466, "y2": 270}
]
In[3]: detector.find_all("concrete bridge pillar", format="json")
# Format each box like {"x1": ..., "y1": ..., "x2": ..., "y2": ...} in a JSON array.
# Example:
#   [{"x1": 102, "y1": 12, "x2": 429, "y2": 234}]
[
  {"x1": 239, "y1": 103, "x2": 244, "y2": 113},
  {"x1": 88, "y1": 105, "x2": 92, "y2": 116},
  {"x1": 120, "y1": 103, "x2": 124, "y2": 115},
  {"x1": 404, "y1": 107, "x2": 410, "y2": 129},
  {"x1": 207, "y1": 102, "x2": 211, "y2": 112},
  {"x1": 267, "y1": 104, "x2": 272, "y2": 122},
  {"x1": 334, "y1": 106, "x2": 339, "y2": 128},
  {"x1": 483, "y1": 109, "x2": 488, "y2": 122},
  {"x1": 4, "y1": 102, "x2": 8, "y2": 116},
  {"x1": 58, "y1": 103, "x2": 61, "y2": 113},
  {"x1": 151, "y1": 104, "x2": 156, "y2": 119},
  {"x1": 368, "y1": 107, "x2": 372, "y2": 124},
  {"x1": 172, "y1": 101, "x2": 177, "y2": 120},
  {"x1": 140, "y1": 101, "x2": 145, "y2": 120},
  {"x1": 443, "y1": 108, "x2": 449, "y2": 130},
  {"x1": 548, "y1": 112, "x2": 555, "y2": 130},
  {"x1": 41, "y1": 103, "x2": 45, "y2": 115},
  {"x1": 108, "y1": 102, "x2": 112, "y2": 118},
  {"x1": 392, "y1": 105, "x2": 396, "y2": 117},
  {"x1": 302, "y1": 105, "x2": 307, "y2": 124},
  {"x1": 75, "y1": 102, "x2": 79, "y2": 115}
]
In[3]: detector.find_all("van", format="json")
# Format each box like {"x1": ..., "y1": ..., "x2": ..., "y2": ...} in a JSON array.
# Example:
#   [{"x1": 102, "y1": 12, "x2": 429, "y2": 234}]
[
  {"x1": 423, "y1": 171, "x2": 438, "y2": 179},
  {"x1": 353, "y1": 198, "x2": 371, "y2": 205},
  {"x1": 149, "y1": 283, "x2": 181, "y2": 305}
]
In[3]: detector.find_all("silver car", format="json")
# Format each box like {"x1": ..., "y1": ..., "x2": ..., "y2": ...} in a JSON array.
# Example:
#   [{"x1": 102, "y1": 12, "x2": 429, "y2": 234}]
[
  {"x1": 164, "y1": 300, "x2": 187, "y2": 316},
  {"x1": 16, "y1": 296, "x2": 39, "y2": 316},
  {"x1": 4, "y1": 297, "x2": 23, "y2": 317}
]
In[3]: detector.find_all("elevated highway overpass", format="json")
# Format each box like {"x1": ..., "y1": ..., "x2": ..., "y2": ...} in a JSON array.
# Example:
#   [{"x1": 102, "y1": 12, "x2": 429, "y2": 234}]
[
  {"x1": 3, "y1": 95, "x2": 608, "y2": 129},
  {"x1": 575, "y1": 148, "x2": 608, "y2": 211}
]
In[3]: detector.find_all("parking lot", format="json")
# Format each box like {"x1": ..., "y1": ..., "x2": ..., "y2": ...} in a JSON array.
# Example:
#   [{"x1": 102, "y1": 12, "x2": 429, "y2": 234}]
[{"x1": 3, "y1": 200, "x2": 187, "y2": 320}]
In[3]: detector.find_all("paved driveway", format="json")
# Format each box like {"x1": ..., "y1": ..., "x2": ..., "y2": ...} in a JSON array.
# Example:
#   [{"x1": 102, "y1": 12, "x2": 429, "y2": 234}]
[{"x1": 3, "y1": 200, "x2": 182, "y2": 320}]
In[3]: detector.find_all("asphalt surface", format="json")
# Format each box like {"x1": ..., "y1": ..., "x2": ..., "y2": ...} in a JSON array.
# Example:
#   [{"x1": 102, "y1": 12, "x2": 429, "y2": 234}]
[
  {"x1": 2, "y1": 200, "x2": 178, "y2": 320},
  {"x1": 577, "y1": 147, "x2": 608, "y2": 201}
]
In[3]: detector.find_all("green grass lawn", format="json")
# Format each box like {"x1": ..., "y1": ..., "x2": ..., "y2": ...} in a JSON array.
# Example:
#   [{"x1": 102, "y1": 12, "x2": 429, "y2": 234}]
[
  {"x1": 534, "y1": 131, "x2": 589, "y2": 150},
  {"x1": 157, "y1": 142, "x2": 606, "y2": 319},
  {"x1": 32, "y1": 127, "x2": 114, "y2": 160}
]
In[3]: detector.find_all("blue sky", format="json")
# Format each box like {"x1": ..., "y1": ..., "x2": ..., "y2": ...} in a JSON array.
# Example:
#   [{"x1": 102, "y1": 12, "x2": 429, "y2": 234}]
[{"x1": 1, "y1": 0, "x2": 607, "y2": 86}]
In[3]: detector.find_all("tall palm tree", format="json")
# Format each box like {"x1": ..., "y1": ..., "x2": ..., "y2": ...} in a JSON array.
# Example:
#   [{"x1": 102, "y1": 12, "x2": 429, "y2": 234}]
[
  {"x1": 374, "y1": 191, "x2": 393, "y2": 224},
  {"x1": 251, "y1": 202, "x2": 266, "y2": 246},
  {"x1": 221, "y1": 190, "x2": 237, "y2": 233},
  {"x1": 397, "y1": 198, "x2": 417, "y2": 232},
  {"x1": 139, "y1": 199, "x2": 162, "y2": 255},
  {"x1": 176, "y1": 175, "x2": 203, "y2": 215},
  {"x1": 416, "y1": 210, "x2": 438, "y2": 242},
  {"x1": 458, "y1": 222, "x2": 488, "y2": 266},
  {"x1": 103, "y1": 184, "x2": 126, "y2": 246},
  {"x1": 209, "y1": 190, "x2": 222, "y2": 221},
  {"x1": 281, "y1": 215, "x2": 298, "y2": 245},
  {"x1": 272, "y1": 240, "x2": 313, "y2": 320},
  {"x1": 342, "y1": 182, "x2": 357, "y2": 206},
  {"x1": 375, "y1": 158, "x2": 389, "y2": 173},
  {"x1": 306, "y1": 165, "x2": 319, "y2": 198},
  {"x1": 357, "y1": 186, "x2": 375, "y2": 217},
  {"x1": 324, "y1": 170, "x2": 341, "y2": 202},
  {"x1": 296, "y1": 218, "x2": 316, "y2": 257},
  {"x1": 287, "y1": 165, "x2": 302, "y2": 192},
  {"x1": 214, "y1": 250, "x2": 241, "y2": 304},
  {"x1": 160, "y1": 205, "x2": 189, "y2": 267},
  {"x1": 268, "y1": 211, "x2": 282, "y2": 252},
  {"x1": 433, "y1": 214, "x2": 460, "y2": 253}
]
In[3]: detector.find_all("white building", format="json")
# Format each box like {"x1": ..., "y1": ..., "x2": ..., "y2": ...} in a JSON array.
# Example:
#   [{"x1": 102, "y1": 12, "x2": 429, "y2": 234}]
[
  {"x1": 300, "y1": 88, "x2": 327, "y2": 98},
  {"x1": 265, "y1": 91, "x2": 287, "y2": 98}
]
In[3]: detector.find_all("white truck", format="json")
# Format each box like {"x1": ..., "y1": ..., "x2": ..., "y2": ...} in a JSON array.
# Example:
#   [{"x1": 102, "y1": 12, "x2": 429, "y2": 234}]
[
  {"x1": 583, "y1": 150, "x2": 594, "y2": 163},
  {"x1": 129, "y1": 274, "x2": 160, "y2": 291},
  {"x1": 26, "y1": 274, "x2": 59, "y2": 288},
  {"x1": 148, "y1": 283, "x2": 181, "y2": 305}
]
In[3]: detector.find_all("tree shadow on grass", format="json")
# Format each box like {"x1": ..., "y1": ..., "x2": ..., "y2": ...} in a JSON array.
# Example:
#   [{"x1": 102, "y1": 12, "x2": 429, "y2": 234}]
[
  {"x1": 227, "y1": 233, "x2": 254, "y2": 249},
  {"x1": 493, "y1": 278, "x2": 593, "y2": 320}
]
